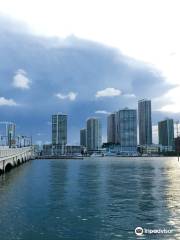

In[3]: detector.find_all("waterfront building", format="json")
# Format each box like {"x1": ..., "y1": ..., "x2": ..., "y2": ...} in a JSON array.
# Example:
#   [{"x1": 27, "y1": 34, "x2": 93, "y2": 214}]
[
  {"x1": 138, "y1": 99, "x2": 152, "y2": 145},
  {"x1": 107, "y1": 113, "x2": 116, "y2": 144},
  {"x1": 42, "y1": 144, "x2": 53, "y2": 156},
  {"x1": 65, "y1": 145, "x2": 81, "y2": 155},
  {"x1": 115, "y1": 108, "x2": 137, "y2": 153},
  {"x1": 42, "y1": 144, "x2": 81, "y2": 156},
  {"x1": 80, "y1": 128, "x2": 86, "y2": 147},
  {"x1": 158, "y1": 119, "x2": 174, "y2": 151},
  {"x1": 86, "y1": 118, "x2": 102, "y2": 152},
  {"x1": 138, "y1": 144, "x2": 160, "y2": 156},
  {"x1": 52, "y1": 113, "x2": 67, "y2": 145},
  {"x1": 42, "y1": 144, "x2": 65, "y2": 156},
  {"x1": 175, "y1": 137, "x2": 180, "y2": 154}
]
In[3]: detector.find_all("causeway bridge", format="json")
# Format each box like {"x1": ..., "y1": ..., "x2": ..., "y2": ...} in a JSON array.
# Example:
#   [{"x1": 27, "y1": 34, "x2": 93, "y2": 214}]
[{"x1": 0, "y1": 147, "x2": 34, "y2": 174}]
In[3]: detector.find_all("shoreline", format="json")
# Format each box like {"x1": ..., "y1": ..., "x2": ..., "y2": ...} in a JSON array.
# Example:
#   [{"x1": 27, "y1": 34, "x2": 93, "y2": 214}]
[{"x1": 35, "y1": 155, "x2": 179, "y2": 160}]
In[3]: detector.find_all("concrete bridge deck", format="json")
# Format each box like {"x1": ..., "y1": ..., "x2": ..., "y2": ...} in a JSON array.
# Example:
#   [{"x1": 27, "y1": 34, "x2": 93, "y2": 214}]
[{"x1": 0, "y1": 147, "x2": 34, "y2": 174}]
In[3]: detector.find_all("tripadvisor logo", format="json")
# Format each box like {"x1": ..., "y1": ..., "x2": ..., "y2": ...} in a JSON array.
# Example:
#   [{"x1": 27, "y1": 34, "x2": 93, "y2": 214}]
[{"x1": 135, "y1": 227, "x2": 143, "y2": 236}]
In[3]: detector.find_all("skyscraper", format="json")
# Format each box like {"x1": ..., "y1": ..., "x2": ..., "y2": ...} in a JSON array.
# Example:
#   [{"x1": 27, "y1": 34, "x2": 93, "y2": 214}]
[
  {"x1": 52, "y1": 114, "x2": 67, "y2": 145},
  {"x1": 138, "y1": 99, "x2": 152, "y2": 145},
  {"x1": 115, "y1": 108, "x2": 137, "y2": 151},
  {"x1": 175, "y1": 137, "x2": 180, "y2": 154},
  {"x1": 86, "y1": 118, "x2": 102, "y2": 151},
  {"x1": 7, "y1": 123, "x2": 16, "y2": 147},
  {"x1": 158, "y1": 119, "x2": 174, "y2": 149},
  {"x1": 80, "y1": 128, "x2": 86, "y2": 147},
  {"x1": 107, "y1": 113, "x2": 116, "y2": 144}
]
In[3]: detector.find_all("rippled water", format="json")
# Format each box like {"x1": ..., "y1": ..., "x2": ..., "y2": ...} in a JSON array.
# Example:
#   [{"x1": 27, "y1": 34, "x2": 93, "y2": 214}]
[{"x1": 0, "y1": 157, "x2": 180, "y2": 240}]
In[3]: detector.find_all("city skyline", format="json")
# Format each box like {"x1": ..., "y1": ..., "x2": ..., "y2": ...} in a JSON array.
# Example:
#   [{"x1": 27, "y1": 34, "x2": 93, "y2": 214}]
[
  {"x1": 41, "y1": 104, "x2": 180, "y2": 146},
  {"x1": 1, "y1": 99, "x2": 179, "y2": 146},
  {"x1": 49, "y1": 99, "x2": 178, "y2": 147}
]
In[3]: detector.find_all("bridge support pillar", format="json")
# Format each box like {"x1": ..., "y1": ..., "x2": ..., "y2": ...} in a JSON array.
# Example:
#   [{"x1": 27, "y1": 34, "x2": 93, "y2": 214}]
[{"x1": 2, "y1": 160, "x2": 5, "y2": 173}]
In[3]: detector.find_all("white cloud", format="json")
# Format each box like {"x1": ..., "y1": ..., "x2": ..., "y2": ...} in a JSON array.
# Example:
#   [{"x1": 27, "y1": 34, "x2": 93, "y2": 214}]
[
  {"x1": 159, "y1": 104, "x2": 180, "y2": 113},
  {"x1": 13, "y1": 69, "x2": 31, "y2": 89},
  {"x1": 157, "y1": 86, "x2": 180, "y2": 113},
  {"x1": 96, "y1": 88, "x2": 122, "y2": 98},
  {"x1": 0, "y1": 97, "x2": 18, "y2": 106},
  {"x1": 56, "y1": 91, "x2": 77, "y2": 101},
  {"x1": 95, "y1": 110, "x2": 110, "y2": 115}
]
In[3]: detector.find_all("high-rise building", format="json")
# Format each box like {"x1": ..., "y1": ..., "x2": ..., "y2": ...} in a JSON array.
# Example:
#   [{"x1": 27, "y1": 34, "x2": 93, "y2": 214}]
[
  {"x1": 86, "y1": 118, "x2": 102, "y2": 151},
  {"x1": 138, "y1": 99, "x2": 152, "y2": 145},
  {"x1": 175, "y1": 137, "x2": 180, "y2": 153},
  {"x1": 52, "y1": 114, "x2": 67, "y2": 145},
  {"x1": 115, "y1": 108, "x2": 137, "y2": 150},
  {"x1": 7, "y1": 123, "x2": 16, "y2": 147},
  {"x1": 107, "y1": 113, "x2": 116, "y2": 144},
  {"x1": 158, "y1": 119, "x2": 174, "y2": 149},
  {"x1": 80, "y1": 128, "x2": 86, "y2": 147}
]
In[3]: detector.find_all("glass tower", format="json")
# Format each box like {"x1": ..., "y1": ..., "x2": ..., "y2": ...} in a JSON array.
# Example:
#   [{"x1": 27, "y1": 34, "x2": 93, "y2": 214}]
[
  {"x1": 107, "y1": 113, "x2": 116, "y2": 144},
  {"x1": 86, "y1": 118, "x2": 102, "y2": 151},
  {"x1": 138, "y1": 99, "x2": 152, "y2": 145},
  {"x1": 80, "y1": 128, "x2": 86, "y2": 147},
  {"x1": 158, "y1": 119, "x2": 174, "y2": 148},
  {"x1": 7, "y1": 123, "x2": 16, "y2": 147},
  {"x1": 115, "y1": 108, "x2": 137, "y2": 149},
  {"x1": 52, "y1": 114, "x2": 67, "y2": 145}
]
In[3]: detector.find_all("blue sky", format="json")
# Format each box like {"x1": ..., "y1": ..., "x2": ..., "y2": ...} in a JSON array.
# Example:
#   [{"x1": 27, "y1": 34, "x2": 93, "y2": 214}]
[{"x1": 0, "y1": 15, "x2": 179, "y2": 144}]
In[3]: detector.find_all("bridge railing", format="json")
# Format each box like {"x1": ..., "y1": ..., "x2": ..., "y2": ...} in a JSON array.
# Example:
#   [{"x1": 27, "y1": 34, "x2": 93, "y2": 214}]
[{"x1": 0, "y1": 147, "x2": 33, "y2": 159}]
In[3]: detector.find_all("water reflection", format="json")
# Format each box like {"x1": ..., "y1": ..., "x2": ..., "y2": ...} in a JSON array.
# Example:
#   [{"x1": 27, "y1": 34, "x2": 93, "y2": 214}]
[
  {"x1": 163, "y1": 158, "x2": 180, "y2": 239},
  {"x1": 0, "y1": 158, "x2": 180, "y2": 240}
]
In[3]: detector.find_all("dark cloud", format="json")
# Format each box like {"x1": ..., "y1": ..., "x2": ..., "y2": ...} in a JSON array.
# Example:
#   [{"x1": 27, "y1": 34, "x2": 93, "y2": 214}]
[{"x1": 0, "y1": 16, "x2": 175, "y2": 144}]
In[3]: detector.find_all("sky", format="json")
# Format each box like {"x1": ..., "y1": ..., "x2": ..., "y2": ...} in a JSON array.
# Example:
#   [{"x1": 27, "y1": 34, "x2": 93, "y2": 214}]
[{"x1": 0, "y1": 0, "x2": 180, "y2": 144}]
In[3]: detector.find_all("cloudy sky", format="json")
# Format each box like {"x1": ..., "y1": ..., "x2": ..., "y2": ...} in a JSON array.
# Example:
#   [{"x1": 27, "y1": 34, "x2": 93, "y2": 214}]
[{"x1": 0, "y1": 0, "x2": 180, "y2": 144}]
